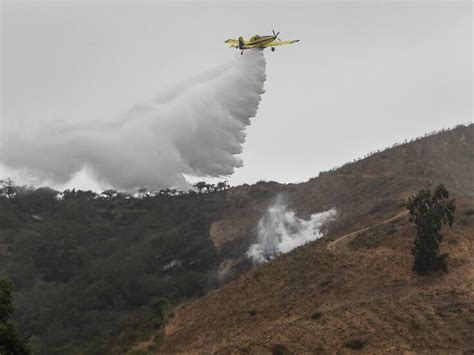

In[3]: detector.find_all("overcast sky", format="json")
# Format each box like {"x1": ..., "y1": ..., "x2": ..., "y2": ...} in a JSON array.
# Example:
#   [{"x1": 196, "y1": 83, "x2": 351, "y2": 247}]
[{"x1": 1, "y1": 1, "x2": 472, "y2": 189}]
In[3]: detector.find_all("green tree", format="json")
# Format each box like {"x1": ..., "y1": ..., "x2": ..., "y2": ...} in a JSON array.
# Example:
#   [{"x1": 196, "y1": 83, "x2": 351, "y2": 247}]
[
  {"x1": 0, "y1": 178, "x2": 16, "y2": 199},
  {"x1": 101, "y1": 189, "x2": 119, "y2": 200},
  {"x1": 193, "y1": 181, "x2": 207, "y2": 193},
  {"x1": 406, "y1": 184, "x2": 455, "y2": 274},
  {"x1": 216, "y1": 181, "x2": 229, "y2": 191},
  {"x1": 0, "y1": 279, "x2": 30, "y2": 355}
]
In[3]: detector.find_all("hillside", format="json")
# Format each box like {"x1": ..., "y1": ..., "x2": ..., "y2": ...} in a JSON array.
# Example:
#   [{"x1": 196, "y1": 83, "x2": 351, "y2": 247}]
[
  {"x1": 129, "y1": 124, "x2": 474, "y2": 353},
  {"x1": 0, "y1": 124, "x2": 472, "y2": 354},
  {"x1": 153, "y1": 203, "x2": 473, "y2": 354},
  {"x1": 0, "y1": 190, "x2": 227, "y2": 353},
  {"x1": 205, "y1": 124, "x2": 474, "y2": 282}
]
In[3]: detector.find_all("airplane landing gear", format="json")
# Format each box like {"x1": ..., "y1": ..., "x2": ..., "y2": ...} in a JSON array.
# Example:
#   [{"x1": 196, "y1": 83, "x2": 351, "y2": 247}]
[{"x1": 271, "y1": 47, "x2": 275, "y2": 52}]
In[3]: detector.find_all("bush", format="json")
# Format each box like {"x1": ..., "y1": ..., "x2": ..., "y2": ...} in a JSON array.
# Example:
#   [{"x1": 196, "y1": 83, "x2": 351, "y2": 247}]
[
  {"x1": 271, "y1": 344, "x2": 288, "y2": 355},
  {"x1": 248, "y1": 308, "x2": 257, "y2": 316},
  {"x1": 311, "y1": 311, "x2": 322, "y2": 320},
  {"x1": 320, "y1": 280, "x2": 331, "y2": 288},
  {"x1": 463, "y1": 208, "x2": 474, "y2": 216},
  {"x1": 343, "y1": 339, "x2": 366, "y2": 350},
  {"x1": 150, "y1": 318, "x2": 163, "y2": 329}
]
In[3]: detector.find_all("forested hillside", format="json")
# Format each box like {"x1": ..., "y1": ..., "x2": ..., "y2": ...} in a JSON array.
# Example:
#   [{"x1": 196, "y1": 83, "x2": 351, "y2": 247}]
[{"x1": 0, "y1": 187, "x2": 249, "y2": 353}]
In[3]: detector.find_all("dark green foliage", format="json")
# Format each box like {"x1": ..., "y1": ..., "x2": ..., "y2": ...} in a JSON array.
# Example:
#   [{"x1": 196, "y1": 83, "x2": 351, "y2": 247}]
[
  {"x1": 319, "y1": 280, "x2": 331, "y2": 288},
  {"x1": 406, "y1": 184, "x2": 455, "y2": 274},
  {"x1": 0, "y1": 279, "x2": 31, "y2": 355},
  {"x1": 463, "y1": 207, "x2": 474, "y2": 216},
  {"x1": 0, "y1": 203, "x2": 19, "y2": 229},
  {"x1": 34, "y1": 233, "x2": 83, "y2": 282},
  {"x1": 343, "y1": 339, "x2": 366, "y2": 350},
  {"x1": 0, "y1": 280, "x2": 14, "y2": 324},
  {"x1": 271, "y1": 344, "x2": 289, "y2": 355},
  {"x1": 0, "y1": 182, "x2": 229, "y2": 353},
  {"x1": 310, "y1": 311, "x2": 322, "y2": 320},
  {"x1": 248, "y1": 308, "x2": 257, "y2": 316}
]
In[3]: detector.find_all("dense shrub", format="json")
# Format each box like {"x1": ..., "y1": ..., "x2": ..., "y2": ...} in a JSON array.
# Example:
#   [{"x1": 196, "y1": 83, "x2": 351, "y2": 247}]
[
  {"x1": 406, "y1": 184, "x2": 455, "y2": 274},
  {"x1": 319, "y1": 280, "x2": 331, "y2": 288},
  {"x1": 463, "y1": 208, "x2": 474, "y2": 216},
  {"x1": 271, "y1": 344, "x2": 289, "y2": 355},
  {"x1": 343, "y1": 339, "x2": 366, "y2": 350},
  {"x1": 311, "y1": 311, "x2": 322, "y2": 320}
]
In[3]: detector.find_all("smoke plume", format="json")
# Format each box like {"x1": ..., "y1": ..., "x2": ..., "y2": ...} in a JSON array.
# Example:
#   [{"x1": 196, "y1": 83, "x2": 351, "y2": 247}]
[
  {"x1": 0, "y1": 51, "x2": 266, "y2": 191},
  {"x1": 248, "y1": 196, "x2": 336, "y2": 264}
]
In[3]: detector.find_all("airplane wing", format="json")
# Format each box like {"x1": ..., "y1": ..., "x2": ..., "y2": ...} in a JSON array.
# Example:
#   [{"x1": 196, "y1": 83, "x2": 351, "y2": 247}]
[
  {"x1": 224, "y1": 39, "x2": 239, "y2": 48},
  {"x1": 264, "y1": 39, "x2": 300, "y2": 47}
]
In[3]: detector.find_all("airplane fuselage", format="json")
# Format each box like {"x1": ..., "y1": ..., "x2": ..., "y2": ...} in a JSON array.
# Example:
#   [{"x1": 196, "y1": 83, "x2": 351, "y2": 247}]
[{"x1": 241, "y1": 35, "x2": 277, "y2": 49}]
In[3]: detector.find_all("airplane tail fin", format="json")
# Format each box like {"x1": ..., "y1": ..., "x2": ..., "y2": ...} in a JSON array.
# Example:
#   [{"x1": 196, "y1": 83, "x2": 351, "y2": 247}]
[{"x1": 238, "y1": 36, "x2": 245, "y2": 49}]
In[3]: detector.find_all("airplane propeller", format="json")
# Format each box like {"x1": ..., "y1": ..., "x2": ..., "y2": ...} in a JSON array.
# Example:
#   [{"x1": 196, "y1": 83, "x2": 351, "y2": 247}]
[{"x1": 272, "y1": 29, "x2": 282, "y2": 41}]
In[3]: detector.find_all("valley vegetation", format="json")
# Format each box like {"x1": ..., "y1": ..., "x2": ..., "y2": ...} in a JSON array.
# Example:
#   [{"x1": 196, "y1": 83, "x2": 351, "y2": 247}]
[{"x1": 0, "y1": 181, "x2": 233, "y2": 353}]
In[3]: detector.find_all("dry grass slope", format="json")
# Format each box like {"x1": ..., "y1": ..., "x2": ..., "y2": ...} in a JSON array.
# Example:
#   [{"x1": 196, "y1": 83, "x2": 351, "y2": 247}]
[
  {"x1": 155, "y1": 200, "x2": 473, "y2": 354},
  {"x1": 130, "y1": 125, "x2": 474, "y2": 354}
]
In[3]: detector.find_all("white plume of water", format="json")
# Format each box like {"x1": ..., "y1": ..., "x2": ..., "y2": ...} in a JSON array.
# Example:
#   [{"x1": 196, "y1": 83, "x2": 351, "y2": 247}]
[
  {"x1": 0, "y1": 51, "x2": 266, "y2": 191},
  {"x1": 248, "y1": 197, "x2": 336, "y2": 264}
]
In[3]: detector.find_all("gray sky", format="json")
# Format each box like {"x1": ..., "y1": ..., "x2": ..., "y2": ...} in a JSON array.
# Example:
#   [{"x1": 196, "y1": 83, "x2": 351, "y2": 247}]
[{"x1": 1, "y1": 1, "x2": 472, "y2": 189}]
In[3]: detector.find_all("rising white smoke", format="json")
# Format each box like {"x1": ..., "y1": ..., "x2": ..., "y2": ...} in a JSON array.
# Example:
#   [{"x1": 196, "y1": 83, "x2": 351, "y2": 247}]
[
  {"x1": 0, "y1": 51, "x2": 266, "y2": 191},
  {"x1": 248, "y1": 197, "x2": 336, "y2": 264}
]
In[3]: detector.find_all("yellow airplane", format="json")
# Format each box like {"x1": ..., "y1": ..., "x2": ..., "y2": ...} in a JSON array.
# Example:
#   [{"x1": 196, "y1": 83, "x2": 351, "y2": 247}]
[{"x1": 225, "y1": 30, "x2": 300, "y2": 55}]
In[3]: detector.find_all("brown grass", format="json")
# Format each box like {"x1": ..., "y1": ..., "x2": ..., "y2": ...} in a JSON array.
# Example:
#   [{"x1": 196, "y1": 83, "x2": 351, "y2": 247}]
[
  {"x1": 128, "y1": 125, "x2": 474, "y2": 354},
  {"x1": 156, "y1": 199, "x2": 474, "y2": 354}
]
